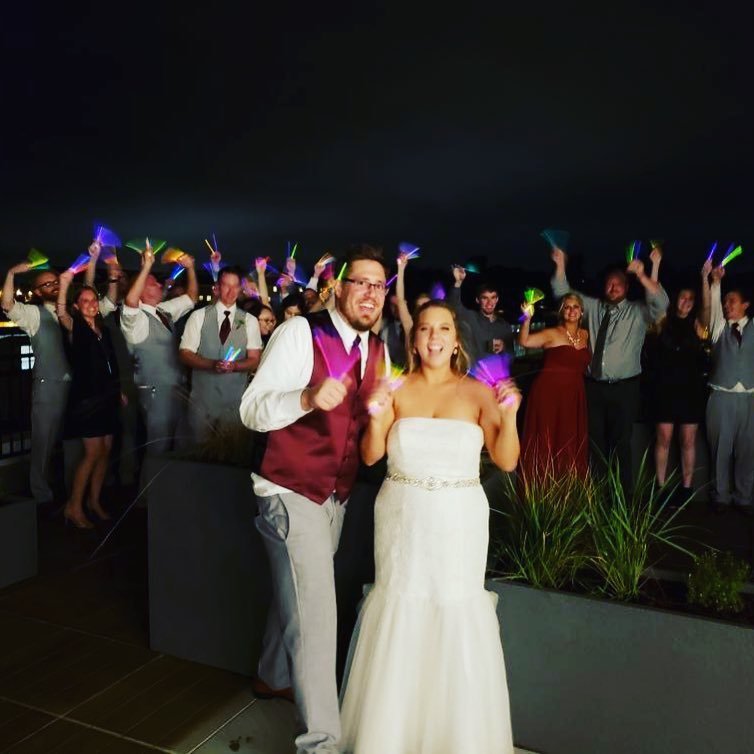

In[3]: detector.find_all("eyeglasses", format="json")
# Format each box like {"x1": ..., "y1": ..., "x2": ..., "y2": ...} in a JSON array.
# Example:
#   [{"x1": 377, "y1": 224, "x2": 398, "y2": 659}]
[
  {"x1": 342, "y1": 278, "x2": 387, "y2": 294},
  {"x1": 34, "y1": 281, "x2": 57, "y2": 290}
]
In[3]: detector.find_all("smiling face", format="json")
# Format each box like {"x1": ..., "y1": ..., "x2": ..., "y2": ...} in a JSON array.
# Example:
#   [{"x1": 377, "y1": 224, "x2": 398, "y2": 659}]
[
  {"x1": 257, "y1": 307, "x2": 276, "y2": 336},
  {"x1": 218, "y1": 271, "x2": 242, "y2": 308},
  {"x1": 74, "y1": 287, "x2": 100, "y2": 320},
  {"x1": 723, "y1": 291, "x2": 750, "y2": 322},
  {"x1": 604, "y1": 272, "x2": 627, "y2": 304},
  {"x1": 335, "y1": 259, "x2": 386, "y2": 332},
  {"x1": 675, "y1": 289, "x2": 695, "y2": 319},
  {"x1": 33, "y1": 271, "x2": 60, "y2": 302},
  {"x1": 559, "y1": 294, "x2": 583, "y2": 325},
  {"x1": 142, "y1": 274, "x2": 164, "y2": 307},
  {"x1": 476, "y1": 289, "x2": 498, "y2": 317},
  {"x1": 412, "y1": 304, "x2": 459, "y2": 370}
]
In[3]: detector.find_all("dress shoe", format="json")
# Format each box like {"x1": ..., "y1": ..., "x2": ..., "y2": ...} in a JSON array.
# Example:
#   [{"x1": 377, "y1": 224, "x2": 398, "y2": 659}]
[{"x1": 252, "y1": 676, "x2": 294, "y2": 703}]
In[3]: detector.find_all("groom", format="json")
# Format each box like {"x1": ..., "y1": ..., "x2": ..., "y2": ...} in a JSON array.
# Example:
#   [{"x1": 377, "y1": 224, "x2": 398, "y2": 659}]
[{"x1": 239, "y1": 244, "x2": 387, "y2": 754}]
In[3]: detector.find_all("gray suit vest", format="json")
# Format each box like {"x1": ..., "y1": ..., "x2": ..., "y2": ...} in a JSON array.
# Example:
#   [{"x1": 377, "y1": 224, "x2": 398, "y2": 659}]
[
  {"x1": 191, "y1": 306, "x2": 249, "y2": 416},
  {"x1": 131, "y1": 310, "x2": 184, "y2": 388},
  {"x1": 710, "y1": 321, "x2": 754, "y2": 390},
  {"x1": 29, "y1": 305, "x2": 71, "y2": 381}
]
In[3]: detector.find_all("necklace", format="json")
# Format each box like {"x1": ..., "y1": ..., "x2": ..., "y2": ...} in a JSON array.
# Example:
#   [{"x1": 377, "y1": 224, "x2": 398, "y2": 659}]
[{"x1": 563, "y1": 327, "x2": 581, "y2": 347}]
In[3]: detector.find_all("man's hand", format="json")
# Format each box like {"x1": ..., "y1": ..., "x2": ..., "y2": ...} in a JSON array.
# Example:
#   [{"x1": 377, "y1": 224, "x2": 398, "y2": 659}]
[
  {"x1": 177, "y1": 252, "x2": 195, "y2": 269},
  {"x1": 649, "y1": 247, "x2": 663, "y2": 266},
  {"x1": 88, "y1": 240, "x2": 102, "y2": 259},
  {"x1": 551, "y1": 247, "x2": 567, "y2": 268},
  {"x1": 452, "y1": 265, "x2": 466, "y2": 286},
  {"x1": 491, "y1": 338, "x2": 505, "y2": 354},
  {"x1": 710, "y1": 265, "x2": 725, "y2": 284},
  {"x1": 59, "y1": 269, "x2": 74, "y2": 285},
  {"x1": 285, "y1": 257, "x2": 296, "y2": 277},
  {"x1": 255, "y1": 257, "x2": 268, "y2": 275},
  {"x1": 10, "y1": 262, "x2": 31, "y2": 275},
  {"x1": 301, "y1": 377, "x2": 348, "y2": 412},
  {"x1": 626, "y1": 259, "x2": 645, "y2": 277},
  {"x1": 214, "y1": 359, "x2": 234, "y2": 374},
  {"x1": 701, "y1": 258, "x2": 713, "y2": 279}
]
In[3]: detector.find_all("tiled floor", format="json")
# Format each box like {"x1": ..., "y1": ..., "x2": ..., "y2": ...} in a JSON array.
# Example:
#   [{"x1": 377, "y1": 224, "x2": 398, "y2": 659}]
[{"x1": 0, "y1": 503, "x2": 538, "y2": 753}]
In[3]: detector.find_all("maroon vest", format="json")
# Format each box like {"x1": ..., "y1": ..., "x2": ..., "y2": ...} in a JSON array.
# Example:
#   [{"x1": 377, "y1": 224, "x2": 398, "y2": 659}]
[{"x1": 255, "y1": 310, "x2": 385, "y2": 504}]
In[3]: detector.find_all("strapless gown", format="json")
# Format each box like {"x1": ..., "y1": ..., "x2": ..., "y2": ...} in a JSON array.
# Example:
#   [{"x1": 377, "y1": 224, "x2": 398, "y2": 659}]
[{"x1": 340, "y1": 417, "x2": 514, "y2": 754}]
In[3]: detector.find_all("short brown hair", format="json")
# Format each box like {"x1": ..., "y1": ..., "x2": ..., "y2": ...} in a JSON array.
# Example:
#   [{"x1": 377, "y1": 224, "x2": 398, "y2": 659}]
[
  {"x1": 342, "y1": 244, "x2": 388, "y2": 278},
  {"x1": 408, "y1": 300, "x2": 470, "y2": 375}
]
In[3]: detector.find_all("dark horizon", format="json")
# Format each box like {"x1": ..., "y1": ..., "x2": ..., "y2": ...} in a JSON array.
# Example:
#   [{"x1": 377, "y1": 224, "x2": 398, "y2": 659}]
[{"x1": 2, "y1": 3, "x2": 753, "y2": 275}]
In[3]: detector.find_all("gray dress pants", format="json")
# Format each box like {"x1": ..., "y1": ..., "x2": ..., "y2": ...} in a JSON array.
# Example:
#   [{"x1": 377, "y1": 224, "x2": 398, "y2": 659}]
[
  {"x1": 30, "y1": 378, "x2": 69, "y2": 503},
  {"x1": 255, "y1": 491, "x2": 345, "y2": 754},
  {"x1": 706, "y1": 390, "x2": 754, "y2": 506}
]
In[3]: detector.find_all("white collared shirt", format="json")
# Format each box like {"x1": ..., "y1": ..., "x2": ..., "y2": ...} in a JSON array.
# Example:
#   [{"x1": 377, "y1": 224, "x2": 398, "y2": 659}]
[
  {"x1": 709, "y1": 282, "x2": 753, "y2": 393},
  {"x1": 179, "y1": 301, "x2": 262, "y2": 354},
  {"x1": 5, "y1": 301, "x2": 57, "y2": 336},
  {"x1": 240, "y1": 307, "x2": 386, "y2": 497},
  {"x1": 120, "y1": 294, "x2": 195, "y2": 345}
]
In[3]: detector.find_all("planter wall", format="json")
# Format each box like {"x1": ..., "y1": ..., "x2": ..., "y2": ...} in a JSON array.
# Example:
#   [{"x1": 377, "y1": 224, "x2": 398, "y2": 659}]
[
  {"x1": 146, "y1": 456, "x2": 271, "y2": 675},
  {"x1": 490, "y1": 580, "x2": 754, "y2": 754}
]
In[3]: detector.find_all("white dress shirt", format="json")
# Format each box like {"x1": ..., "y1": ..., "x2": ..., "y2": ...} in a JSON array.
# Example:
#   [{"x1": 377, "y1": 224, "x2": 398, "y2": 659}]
[
  {"x1": 120, "y1": 294, "x2": 195, "y2": 345},
  {"x1": 179, "y1": 301, "x2": 262, "y2": 353},
  {"x1": 6, "y1": 301, "x2": 57, "y2": 336},
  {"x1": 709, "y1": 282, "x2": 753, "y2": 394},
  {"x1": 240, "y1": 307, "x2": 386, "y2": 497}
]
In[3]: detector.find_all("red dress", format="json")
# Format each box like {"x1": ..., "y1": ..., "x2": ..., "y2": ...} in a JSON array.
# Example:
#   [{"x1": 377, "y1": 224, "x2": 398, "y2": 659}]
[{"x1": 521, "y1": 345, "x2": 591, "y2": 479}]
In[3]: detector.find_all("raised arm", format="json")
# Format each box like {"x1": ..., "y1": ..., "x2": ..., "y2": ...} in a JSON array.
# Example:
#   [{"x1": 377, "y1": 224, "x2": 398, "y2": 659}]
[
  {"x1": 626, "y1": 258, "x2": 669, "y2": 320},
  {"x1": 479, "y1": 379, "x2": 522, "y2": 472},
  {"x1": 708, "y1": 266, "x2": 726, "y2": 343},
  {"x1": 181, "y1": 253, "x2": 199, "y2": 303},
  {"x1": 696, "y1": 258, "x2": 712, "y2": 334},
  {"x1": 449, "y1": 266, "x2": 474, "y2": 324},
  {"x1": 125, "y1": 245, "x2": 156, "y2": 309},
  {"x1": 84, "y1": 241, "x2": 100, "y2": 287},
  {"x1": 395, "y1": 253, "x2": 415, "y2": 335},
  {"x1": 255, "y1": 257, "x2": 271, "y2": 306},
  {"x1": 56, "y1": 270, "x2": 75, "y2": 332},
  {"x1": 649, "y1": 245, "x2": 663, "y2": 283},
  {"x1": 549, "y1": 247, "x2": 571, "y2": 299},
  {"x1": 518, "y1": 306, "x2": 555, "y2": 349},
  {"x1": 2, "y1": 262, "x2": 30, "y2": 313}
]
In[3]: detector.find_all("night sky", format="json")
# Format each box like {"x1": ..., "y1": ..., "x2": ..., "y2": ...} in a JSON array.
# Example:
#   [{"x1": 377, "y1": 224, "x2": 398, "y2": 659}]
[{"x1": 2, "y1": 3, "x2": 753, "y2": 278}]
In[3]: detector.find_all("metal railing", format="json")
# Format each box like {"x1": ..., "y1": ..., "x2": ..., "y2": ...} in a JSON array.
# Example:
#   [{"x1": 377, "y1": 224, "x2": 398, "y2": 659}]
[{"x1": 0, "y1": 328, "x2": 33, "y2": 458}]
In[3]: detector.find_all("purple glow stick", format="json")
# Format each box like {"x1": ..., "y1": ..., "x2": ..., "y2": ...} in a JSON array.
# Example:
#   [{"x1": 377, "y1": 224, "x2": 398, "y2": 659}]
[
  {"x1": 93, "y1": 224, "x2": 121, "y2": 248},
  {"x1": 430, "y1": 282, "x2": 446, "y2": 300},
  {"x1": 313, "y1": 330, "x2": 335, "y2": 378},
  {"x1": 386, "y1": 273, "x2": 398, "y2": 288},
  {"x1": 169, "y1": 265, "x2": 185, "y2": 281},
  {"x1": 706, "y1": 241, "x2": 718, "y2": 264},
  {"x1": 398, "y1": 242, "x2": 420, "y2": 259},
  {"x1": 69, "y1": 253, "x2": 91, "y2": 275}
]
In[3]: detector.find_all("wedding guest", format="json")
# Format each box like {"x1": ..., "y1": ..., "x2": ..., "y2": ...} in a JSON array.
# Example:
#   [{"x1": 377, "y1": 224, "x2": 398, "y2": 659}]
[
  {"x1": 256, "y1": 305, "x2": 277, "y2": 346},
  {"x1": 121, "y1": 245, "x2": 198, "y2": 455},
  {"x1": 2, "y1": 262, "x2": 71, "y2": 504},
  {"x1": 518, "y1": 292, "x2": 590, "y2": 478},
  {"x1": 449, "y1": 267, "x2": 513, "y2": 365},
  {"x1": 56, "y1": 271, "x2": 122, "y2": 528},
  {"x1": 647, "y1": 261, "x2": 711, "y2": 500},
  {"x1": 239, "y1": 244, "x2": 388, "y2": 754},
  {"x1": 280, "y1": 293, "x2": 304, "y2": 321},
  {"x1": 551, "y1": 247, "x2": 669, "y2": 491},
  {"x1": 706, "y1": 267, "x2": 754, "y2": 514},
  {"x1": 180, "y1": 266, "x2": 262, "y2": 443}
]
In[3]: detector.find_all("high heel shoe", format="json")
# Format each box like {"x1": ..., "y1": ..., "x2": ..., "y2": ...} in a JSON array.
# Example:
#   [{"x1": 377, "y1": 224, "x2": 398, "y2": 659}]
[
  {"x1": 87, "y1": 504, "x2": 111, "y2": 522},
  {"x1": 63, "y1": 508, "x2": 94, "y2": 530}
]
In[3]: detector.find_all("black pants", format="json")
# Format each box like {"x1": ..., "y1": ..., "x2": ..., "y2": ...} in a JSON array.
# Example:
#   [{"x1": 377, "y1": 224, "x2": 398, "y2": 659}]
[{"x1": 586, "y1": 377, "x2": 640, "y2": 493}]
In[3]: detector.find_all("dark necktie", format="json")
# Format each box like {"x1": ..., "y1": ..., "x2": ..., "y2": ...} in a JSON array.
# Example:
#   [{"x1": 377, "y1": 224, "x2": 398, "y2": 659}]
[
  {"x1": 219, "y1": 310, "x2": 231, "y2": 345},
  {"x1": 731, "y1": 322, "x2": 742, "y2": 346},
  {"x1": 155, "y1": 309, "x2": 172, "y2": 332},
  {"x1": 352, "y1": 335, "x2": 362, "y2": 385},
  {"x1": 590, "y1": 304, "x2": 613, "y2": 380}
]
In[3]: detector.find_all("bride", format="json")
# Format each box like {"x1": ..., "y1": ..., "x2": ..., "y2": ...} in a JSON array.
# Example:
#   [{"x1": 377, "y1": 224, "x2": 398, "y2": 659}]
[{"x1": 340, "y1": 300, "x2": 520, "y2": 754}]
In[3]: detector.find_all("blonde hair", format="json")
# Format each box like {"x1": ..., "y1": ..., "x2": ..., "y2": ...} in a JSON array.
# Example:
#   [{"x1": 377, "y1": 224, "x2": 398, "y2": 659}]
[
  {"x1": 407, "y1": 300, "x2": 470, "y2": 375},
  {"x1": 557, "y1": 292, "x2": 584, "y2": 325}
]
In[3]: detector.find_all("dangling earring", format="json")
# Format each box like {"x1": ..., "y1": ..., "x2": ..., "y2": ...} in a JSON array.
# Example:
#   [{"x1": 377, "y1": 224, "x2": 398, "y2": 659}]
[{"x1": 453, "y1": 347, "x2": 458, "y2": 355}]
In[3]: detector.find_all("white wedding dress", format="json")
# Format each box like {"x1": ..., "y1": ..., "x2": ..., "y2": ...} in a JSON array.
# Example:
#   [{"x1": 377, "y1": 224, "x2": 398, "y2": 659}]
[{"x1": 340, "y1": 417, "x2": 514, "y2": 754}]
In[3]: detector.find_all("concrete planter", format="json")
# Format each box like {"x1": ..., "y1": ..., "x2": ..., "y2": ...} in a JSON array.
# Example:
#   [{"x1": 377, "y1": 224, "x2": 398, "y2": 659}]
[
  {"x1": 145, "y1": 455, "x2": 270, "y2": 675},
  {"x1": 489, "y1": 579, "x2": 754, "y2": 754}
]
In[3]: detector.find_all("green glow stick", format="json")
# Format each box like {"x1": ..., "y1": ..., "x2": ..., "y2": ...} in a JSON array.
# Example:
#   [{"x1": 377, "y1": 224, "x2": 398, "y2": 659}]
[
  {"x1": 523, "y1": 287, "x2": 545, "y2": 305},
  {"x1": 720, "y1": 245, "x2": 743, "y2": 267},
  {"x1": 27, "y1": 248, "x2": 49, "y2": 269},
  {"x1": 336, "y1": 263, "x2": 347, "y2": 281}
]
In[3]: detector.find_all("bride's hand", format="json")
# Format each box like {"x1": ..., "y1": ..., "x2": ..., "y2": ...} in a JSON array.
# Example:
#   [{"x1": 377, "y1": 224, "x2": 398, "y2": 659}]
[
  {"x1": 494, "y1": 379, "x2": 521, "y2": 416},
  {"x1": 367, "y1": 379, "x2": 394, "y2": 418}
]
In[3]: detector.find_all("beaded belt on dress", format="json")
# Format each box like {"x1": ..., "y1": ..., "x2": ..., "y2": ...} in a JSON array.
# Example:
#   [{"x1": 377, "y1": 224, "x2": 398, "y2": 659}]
[{"x1": 385, "y1": 471, "x2": 480, "y2": 491}]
